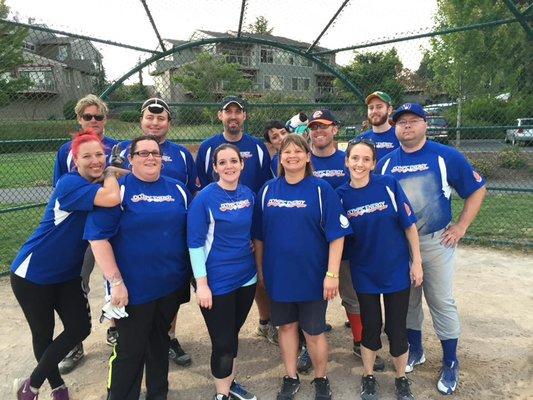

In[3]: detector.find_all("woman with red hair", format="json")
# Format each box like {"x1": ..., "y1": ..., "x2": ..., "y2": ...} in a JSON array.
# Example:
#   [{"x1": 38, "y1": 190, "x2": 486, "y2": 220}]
[{"x1": 11, "y1": 130, "x2": 127, "y2": 400}]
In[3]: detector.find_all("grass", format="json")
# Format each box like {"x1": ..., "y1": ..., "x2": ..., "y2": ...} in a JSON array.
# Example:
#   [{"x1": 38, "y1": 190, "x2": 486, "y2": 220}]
[{"x1": 0, "y1": 152, "x2": 55, "y2": 188}]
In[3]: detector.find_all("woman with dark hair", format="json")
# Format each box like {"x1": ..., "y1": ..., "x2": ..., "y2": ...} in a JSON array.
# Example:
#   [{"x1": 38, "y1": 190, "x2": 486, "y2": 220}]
[
  {"x1": 84, "y1": 135, "x2": 192, "y2": 400},
  {"x1": 253, "y1": 134, "x2": 351, "y2": 400},
  {"x1": 336, "y1": 138, "x2": 423, "y2": 400},
  {"x1": 188, "y1": 143, "x2": 257, "y2": 400},
  {"x1": 262, "y1": 120, "x2": 288, "y2": 176},
  {"x1": 12, "y1": 130, "x2": 124, "y2": 400}
]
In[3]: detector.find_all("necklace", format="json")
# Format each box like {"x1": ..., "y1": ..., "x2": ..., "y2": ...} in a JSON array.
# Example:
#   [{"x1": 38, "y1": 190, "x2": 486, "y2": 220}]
[{"x1": 218, "y1": 183, "x2": 239, "y2": 202}]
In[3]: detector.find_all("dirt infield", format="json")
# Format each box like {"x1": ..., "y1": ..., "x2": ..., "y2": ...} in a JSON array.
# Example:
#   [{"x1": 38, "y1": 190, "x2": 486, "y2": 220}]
[{"x1": 1, "y1": 246, "x2": 532, "y2": 400}]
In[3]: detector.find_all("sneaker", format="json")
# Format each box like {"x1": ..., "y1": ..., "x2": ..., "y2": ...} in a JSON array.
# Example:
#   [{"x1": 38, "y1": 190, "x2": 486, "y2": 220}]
[
  {"x1": 405, "y1": 348, "x2": 425, "y2": 373},
  {"x1": 395, "y1": 377, "x2": 414, "y2": 400},
  {"x1": 229, "y1": 380, "x2": 256, "y2": 400},
  {"x1": 344, "y1": 320, "x2": 351, "y2": 328},
  {"x1": 169, "y1": 338, "x2": 192, "y2": 367},
  {"x1": 51, "y1": 385, "x2": 69, "y2": 400},
  {"x1": 213, "y1": 395, "x2": 230, "y2": 400},
  {"x1": 276, "y1": 375, "x2": 300, "y2": 400},
  {"x1": 353, "y1": 341, "x2": 385, "y2": 372},
  {"x1": 13, "y1": 377, "x2": 38, "y2": 400},
  {"x1": 257, "y1": 321, "x2": 279, "y2": 345},
  {"x1": 58, "y1": 343, "x2": 84, "y2": 374},
  {"x1": 297, "y1": 347, "x2": 312, "y2": 374},
  {"x1": 106, "y1": 327, "x2": 118, "y2": 347},
  {"x1": 324, "y1": 323, "x2": 333, "y2": 333},
  {"x1": 437, "y1": 360, "x2": 459, "y2": 395},
  {"x1": 312, "y1": 377, "x2": 332, "y2": 400},
  {"x1": 360, "y1": 375, "x2": 378, "y2": 400}
]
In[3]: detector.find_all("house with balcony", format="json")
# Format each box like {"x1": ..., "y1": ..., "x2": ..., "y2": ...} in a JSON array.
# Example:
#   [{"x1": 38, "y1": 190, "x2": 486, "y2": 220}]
[
  {"x1": 151, "y1": 30, "x2": 337, "y2": 103},
  {"x1": 0, "y1": 22, "x2": 104, "y2": 119}
]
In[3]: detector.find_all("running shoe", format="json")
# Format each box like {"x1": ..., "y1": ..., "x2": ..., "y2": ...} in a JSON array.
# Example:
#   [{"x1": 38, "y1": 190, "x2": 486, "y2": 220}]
[
  {"x1": 297, "y1": 347, "x2": 312, "y2": 374},
  {"x1": 405, "y1": 348, "x2": 425, "y2": 373},
  {"x1": 13, "y1": 377, "x2": 38, "y2": 400},
  {"x1": 360, "y1": 375, "x2": 378, "y2": 400},
  {"x1": 213, "y1": 395, "x2": 229, "y2": 400},
  {"x1": 51, "y1": 385, "x2": 69, "y2": 400},
  {"x1": 256, "y1": 321, "x2": 279, "y2": 345},
  {"x1": 276, "y1": 375, "x2": 300, "y2": 400},
  {"x1": 169, "y1": 338, "x2": 192, "y2": 366},
  {"x1": 395, "y1": 377, "x2": 414, "y2": 400},
  {"x1": 106, "y1": 327, "x2": 118, "y2": 347},
  {"x1": 229, "y1": 380, "x2": 256, "y2": 400},
  {"x1": 58, "y1": 343, "x2": 84, "y2": 374},
  {"x1": 312, "y1": 376, "x2": 332, "y2": 400},
  {"x1": 353, "y1": 341, "x2": 385, "y2": 372},
  {"x1": 437, "y1": 360, "x2": 459, "y2": 395}
]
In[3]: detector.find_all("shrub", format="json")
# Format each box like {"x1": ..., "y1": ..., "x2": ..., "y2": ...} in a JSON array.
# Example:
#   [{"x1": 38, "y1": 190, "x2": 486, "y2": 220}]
[
  {"x1": 498, "y1": 147, "x2": 527, "y2": 169},
  {"x1": 469, "y1": 157, "x2": 495, "y2": 178},
  {"x1": 62, "y1": 99, "x2": 78, "y2": 120},
  {"x1": 120, "y1": 110, "x2": 140, "y2": 123}
]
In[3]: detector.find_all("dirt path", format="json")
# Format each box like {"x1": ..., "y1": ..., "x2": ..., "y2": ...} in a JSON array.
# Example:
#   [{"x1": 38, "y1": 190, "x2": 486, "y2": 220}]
[{"x1": 1, "y1": 246, "x2": 532, "y2": 400}]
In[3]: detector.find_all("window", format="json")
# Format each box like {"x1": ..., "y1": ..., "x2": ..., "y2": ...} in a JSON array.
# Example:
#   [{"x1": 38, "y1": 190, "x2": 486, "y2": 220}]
[
  {"x1": 57, "y1": 45, "x2": 68, "y2": 61},
  {"x1": 264, "y1": 75, "x2": 284, "y2": 91},
  {"x1": 23, "y1": 42, "x2": 36, "y2": 52},
  {"x1": 291, "y1": 77, "x2": 310, "y2": 91},
  {"x1": 260, "y1": 47, "x2": 273, "y2": 64},
  {"x1": 224, "y1": 49, "x2": 251, "y2": 66},
  {"x1": 19, "y1": 68, "x2": 55, "y2": 91}
]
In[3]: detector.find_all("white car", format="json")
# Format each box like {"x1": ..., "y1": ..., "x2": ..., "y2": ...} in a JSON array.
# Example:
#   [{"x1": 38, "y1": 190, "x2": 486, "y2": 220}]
[{"x1": 506, "y1": 118, "x2": 533, "y2": 146}]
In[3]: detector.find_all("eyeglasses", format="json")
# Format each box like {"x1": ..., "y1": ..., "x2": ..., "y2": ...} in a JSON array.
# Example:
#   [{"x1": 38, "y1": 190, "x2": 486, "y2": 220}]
[
  {"x1": 395, "y1": 118, "x2": 424, "y2": 127},
  {"x1": 81, "y1": 114, "x2": 105, "y2": 121},
  {"x1": 308, "y1": 123, "x2": 333, "y2": 131},
  {"x1": 132, "y1": 150, "x2": 162, "y2": 158},
  {"x1": 348, "y1": 137, "x2": 376, "y2": 147}
]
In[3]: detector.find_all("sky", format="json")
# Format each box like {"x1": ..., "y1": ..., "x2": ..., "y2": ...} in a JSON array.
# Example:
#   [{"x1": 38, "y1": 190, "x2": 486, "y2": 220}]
[{"x1": 7, "y1": 0, "x2": 438, "y2": 85}]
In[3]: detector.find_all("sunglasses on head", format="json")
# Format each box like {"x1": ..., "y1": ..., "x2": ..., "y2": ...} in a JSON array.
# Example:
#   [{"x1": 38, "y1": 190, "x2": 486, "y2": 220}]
[
  {"x1": 348, "y1": 137, "x2": 376, "y2": 147},
  {"x1": 81, "y1": 113, "x2": 105, "y2": 122},
  {"x1": 142, "y1": 104, "x2": 167, "y2": 115}
]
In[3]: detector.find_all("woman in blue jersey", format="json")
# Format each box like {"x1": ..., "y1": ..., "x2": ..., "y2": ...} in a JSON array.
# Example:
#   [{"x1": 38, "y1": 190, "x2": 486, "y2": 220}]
[
  {"x1": 11, "y1": 130, "x2": 124, "y2": 400},
  {"x1": 336, "y1": 138, "x2": 423, "y2": 400},
  {"x1": 253, "y1": 134, "x2": 351, "y2": 400},
  {"x1": 188, "y1": 143, "x2": 257, "y2": 400},
  {"x1": 84, "y1": 135, "x2": 192, "y2": 400}
]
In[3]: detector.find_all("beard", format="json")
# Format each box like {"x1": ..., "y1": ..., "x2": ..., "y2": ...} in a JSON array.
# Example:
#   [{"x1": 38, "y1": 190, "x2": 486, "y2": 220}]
[
  {"x1": 225, "y1": 121, "x2": 242, "y2": 136},
  {"x1": 367, "y1": 114, "x2": 388, "y2": 127}
]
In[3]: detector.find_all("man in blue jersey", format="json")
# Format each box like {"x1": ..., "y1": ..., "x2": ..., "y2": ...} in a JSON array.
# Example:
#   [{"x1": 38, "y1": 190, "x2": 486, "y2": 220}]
[
  {"x1": 377, "y1": 103, "x2": 487, "y2": 395},
  {"x1": 196, "y1": 96, "x2": 276, "y2": 345},
  {"x1": 357, "y1": 91, "x2": 399, "y2": 161}
]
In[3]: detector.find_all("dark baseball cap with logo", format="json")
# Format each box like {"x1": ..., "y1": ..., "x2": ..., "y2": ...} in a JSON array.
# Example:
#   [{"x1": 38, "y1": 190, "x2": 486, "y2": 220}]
[
  {"x1": 307, "y1": 109, "x2": 339, "y2": 126},
  {"x1": 220, "y1": 95, "x2": 246, "y2": 111},
  {"x1": 392, "y1": 103, "x2": 427, "y2": 122},
  {"x1": 365, "y1": 91, "x2": 392, "y2": 105},
  {"x1": 141, "y1": 98, "x2": 172, "y2": 117}
]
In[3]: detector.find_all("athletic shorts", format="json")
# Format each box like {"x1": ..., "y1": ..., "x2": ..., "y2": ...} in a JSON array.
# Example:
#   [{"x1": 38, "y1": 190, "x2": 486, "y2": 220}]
[{"x1": 270, "y1": 299, "x2": 328, "y2": 336}]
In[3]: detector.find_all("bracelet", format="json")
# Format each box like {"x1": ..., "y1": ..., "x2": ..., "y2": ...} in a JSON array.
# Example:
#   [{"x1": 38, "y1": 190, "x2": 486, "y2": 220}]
[
  {"x1": 326, "y1": 271, "x2": 339, "y2": 279},
  {"x1": 109, "y1": 279, "x2": 123, "y2": 287}
]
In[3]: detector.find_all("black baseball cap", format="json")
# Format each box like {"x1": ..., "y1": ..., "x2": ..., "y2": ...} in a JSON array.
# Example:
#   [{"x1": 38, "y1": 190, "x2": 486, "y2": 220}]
[
  {"x1": 307, "y1": 109, "x2": 339, "y2": 126},
  {"x1": 220, "y1": 95, "x2": 246, "y2": 111},
  {"x1": 141, "y1": 98, "x2": 172, "y2": 117}
]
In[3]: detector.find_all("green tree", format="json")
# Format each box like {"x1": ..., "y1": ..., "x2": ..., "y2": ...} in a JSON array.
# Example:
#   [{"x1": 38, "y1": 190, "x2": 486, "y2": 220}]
[
  {"x1": 173, "y1": 52, "x2": 252, "y2": 102},
  {"x1": 0, "y1": 0, "x2": 31, "y2": 106},
  {"x1": 111, "y1": 83, "x2": 149, "y2": 102},
  {"x1": 334, "y1": 48, "x2": 406, "y2": 104},
  {"x1": 246, "y1": 16, "x2": 273, "y2": 35}
]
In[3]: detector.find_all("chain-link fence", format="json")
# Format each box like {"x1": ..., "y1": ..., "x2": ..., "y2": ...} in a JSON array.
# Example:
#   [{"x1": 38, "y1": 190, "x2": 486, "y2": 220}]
[{"x1": 1, "y1": 0, "x2": 532, "y2": 273}]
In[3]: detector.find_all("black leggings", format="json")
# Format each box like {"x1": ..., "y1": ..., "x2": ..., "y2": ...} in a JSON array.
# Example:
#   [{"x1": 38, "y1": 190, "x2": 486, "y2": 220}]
[
  {"x1": 10, "y1": 273, "x2": 91, "y2": 389},
  {"x1": 357, "y1": 288, "x2": 410, "y2": 357},
  {"x1": 201, "y1": 284, "x2": 256, "y2": 379}
]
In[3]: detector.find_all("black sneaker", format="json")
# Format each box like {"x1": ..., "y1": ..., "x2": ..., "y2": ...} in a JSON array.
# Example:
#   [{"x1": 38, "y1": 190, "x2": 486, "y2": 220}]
[
  {"x1": 353, "y1": 341, "x2": 385, "y2": 372},
  {"x1": 106, "y1": 327, "x2": 118, "y2": 347},
  {"x1": 312, "y1": 377, "x2": 332, "y2": 400},
  {"x1": 324, "y1": 323, "x2": 333, "y2": 333},
  {"x1": 297, "y1": 347, "x2": 312, "y2": 374},
  {"x1": 169, "y1": 338, "x2": 192, "y2": 366},
  {"x1": 395, "y1": 376, "x2": 414, "y2": 400},
  {"x1": 58, "y1": 342, "x2": 84, "y2": 374},
  {"x1": 360, "y1": 375, "x2": 378, "y2": 400},
  {"x1": 213, "y1": 394, "x2": 230, "y2": 400},
  {"x1": 276, "y1": 375, "x2": 300, "y2": 400}
]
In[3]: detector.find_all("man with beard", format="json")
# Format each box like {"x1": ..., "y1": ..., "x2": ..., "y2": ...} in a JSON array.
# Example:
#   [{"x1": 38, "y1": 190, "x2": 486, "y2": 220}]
[
  {"x1": 356, "y1": 91, "x2": 399, "y2": 161},
  {"x1": 196, "y1": 96, "x2": 276, "y2": 345}
]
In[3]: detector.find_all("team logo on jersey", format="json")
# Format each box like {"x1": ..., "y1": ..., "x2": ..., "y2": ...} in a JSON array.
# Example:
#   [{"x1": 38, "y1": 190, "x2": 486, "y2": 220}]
[
  {"x1": 391, "y1": 164, "x2": 429, "y2": 173},
  {"x1": 473, "y1": 171, "x2": 482, "y2": 183},
  {"x1": 131, "y1": 193, "x2": 175, "y2": 203},
  {"x1": 240, "y1": 151, "x2": 253, "y2": 159},
  {"x1": 313, "y1": 170, "x2": 345, "y2": 178},
  {"x1": 404, "y1": 202, "x2": 412, "y2": 216},
  {"x1": 347, "y1": 201, "x2": 387, "y2": 218},
  {"x1": 313, "y1": 110, "x2": 323, "y2": 118},
  {"x1": 339, "y1": 214, "x2": 350, "y2": 228},
  {"x1": 162, "y1": 154, "x2": 172, "y2": 162},
  {"x1": 267, "y1": 198, "x2": 307, "y2": 208},
  {"x1": 375, "y1": 142, "x2": 395, "y2": 149},
  {"x1": 220, "y1": 199, "x2": 251, "y2": 212}
]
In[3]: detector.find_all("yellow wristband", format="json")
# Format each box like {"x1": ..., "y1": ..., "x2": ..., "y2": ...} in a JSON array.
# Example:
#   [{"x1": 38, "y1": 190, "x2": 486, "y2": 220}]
[{"x1": 326, "y1": 271, "x2": 339, "y2": 279}]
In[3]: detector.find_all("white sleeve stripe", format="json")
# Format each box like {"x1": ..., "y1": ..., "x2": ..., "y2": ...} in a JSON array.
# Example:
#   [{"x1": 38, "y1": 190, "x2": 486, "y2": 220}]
[
  {"x1": 175, "y1": 184, "x2": 188, "y2": 210},
  {"x1": 13, "y1": 253, "x2": 32, "y2": 278},
  {"x1": 317, "y1": 186, "x2": 323, "y2": 222},
  {"x1": 120, "y1": 185, "x2": 125, "y2": 210},
  {"x1": 385, "y1": 185, "x2": 398, "y2": 212},
  {"x1": 261, "y1": 184, "x2": 269, "y2": 210},
  {"x1": 66, "y1": 150, "x2": 74, "y2": 172},
  {"x1": 204, "y1": 147, "x2": 212, "y2": 174},
  {"x1": 257, "y1": 144, "x2": 264, "y2": 168},
  {"x1": 204, "y1": 209, "x2": 215, "y2": 257},
  {"x1": 179, "y1": 150, "x2": 188, "y2": 184},
  {"x1": 381, "y1": 158, "x2": 391, "y2": 175},
  {"x1": 438, "y1": 156, "x2": 452, "y2": 199}
]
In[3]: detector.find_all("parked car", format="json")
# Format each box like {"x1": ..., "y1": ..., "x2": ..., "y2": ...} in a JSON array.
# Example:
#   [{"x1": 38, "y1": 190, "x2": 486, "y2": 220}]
[
  {"x1": 426, "y1": 116, "x2": 449, "y2": 144},
  {"x1": 505, "y1": 118, "x2": 533, "y2": 146}
]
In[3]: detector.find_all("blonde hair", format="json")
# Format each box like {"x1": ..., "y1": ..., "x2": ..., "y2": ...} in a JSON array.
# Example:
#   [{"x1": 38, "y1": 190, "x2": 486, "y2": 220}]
[
  {"x1": 75, "y1": 94, "x2": 108, "y2": 118},
  {"x1": 278, "y1": 134, "x2": 313, "y2": 178}
]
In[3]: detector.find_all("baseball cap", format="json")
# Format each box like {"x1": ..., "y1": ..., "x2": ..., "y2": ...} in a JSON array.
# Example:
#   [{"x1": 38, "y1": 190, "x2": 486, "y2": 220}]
[
  {"x1": 392, "y1": 103, "x2": 427, "y2": 122},
  {"x1": 307, "y1": 109, "x2": 338, "y2": 126},
  {"x1": 141, "y1": 98, "x2": 172, "y2": 117},
  {"x1": 220, "y1": 95, "x2": 246, "y2": 111},
  {"x1": 365, "y1": 91, "x2": 392, "y2": 105}
]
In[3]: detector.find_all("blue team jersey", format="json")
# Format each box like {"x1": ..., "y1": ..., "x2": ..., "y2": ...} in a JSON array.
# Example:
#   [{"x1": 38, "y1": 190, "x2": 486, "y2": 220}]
[
  {"x1": 271, "y1": 153, "x2": 280, "y2": 177},
  {"x1": 187, "y1": 183, "x2": 256, "y2": 296},
  {"x1": 311, "y1": 150, "x2": 349, "y2": 189},
  {"x1": 11, "y1": 172, "x2": 100, "y2": 284},
  {"x1": 358, "y1": 127, "x2": 400, "y2": 161},
  {"x1": 253, "y1": 176, "x2": 352, "y2": 302},
  {"x1": 84, "y1": 174, "x2": 192, "y2": 305},
  {"x1": 196, "y1": 133, "x2": 273, "y2": 193},
  {"x1": 53, "y1": 135, "x2": 118, "y2": 186},
  {"x1": 336, "y1": 175, "x2": 416, "y2": 294},
  {"x1": 117, "y1": 140, "x2": 198, "y2": 194},
  {"x1": 377, "y1": 140, "x2": 485, "y2": 235}
]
